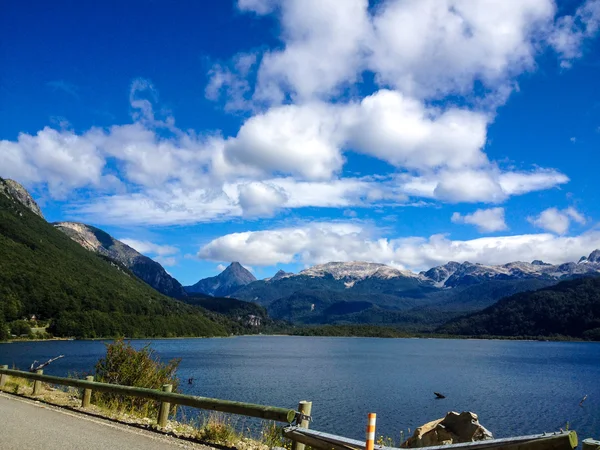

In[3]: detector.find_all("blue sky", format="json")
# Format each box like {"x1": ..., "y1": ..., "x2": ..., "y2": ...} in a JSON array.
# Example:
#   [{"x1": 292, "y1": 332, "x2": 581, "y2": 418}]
[{"x1": 1, "y1": 0, "x2": 600, "y2": 285}]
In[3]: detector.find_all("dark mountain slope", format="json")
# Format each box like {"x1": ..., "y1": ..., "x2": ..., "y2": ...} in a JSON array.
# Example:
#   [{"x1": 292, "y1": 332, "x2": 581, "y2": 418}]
[
  {"x1": 182, "y1": 293, "x2": 274, "y2": 332},
  {"x1": 54, "y1": 222, "x2": 186, "y2": 298},
  {"x1": 0, "y1": 178, "x2": 227, "y2": 339},
  {"x1": 438, "y1": 276, "x2": 600, "y2": 340}
]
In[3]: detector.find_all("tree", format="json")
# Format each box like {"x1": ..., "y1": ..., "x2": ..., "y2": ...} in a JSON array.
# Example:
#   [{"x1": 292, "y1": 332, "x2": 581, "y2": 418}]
[
  {"x1": 0, "y1": 316, "x2": 10, "y2": 341},
  {"x1": 9, "y1": 320, "x2": 31, "y2": 336}
]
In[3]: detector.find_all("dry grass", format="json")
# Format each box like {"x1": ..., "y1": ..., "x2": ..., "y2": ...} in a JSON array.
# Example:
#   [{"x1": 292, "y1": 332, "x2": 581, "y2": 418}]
[{"x1": 0, "y1": 375, "x2": 283, "y2": 449}]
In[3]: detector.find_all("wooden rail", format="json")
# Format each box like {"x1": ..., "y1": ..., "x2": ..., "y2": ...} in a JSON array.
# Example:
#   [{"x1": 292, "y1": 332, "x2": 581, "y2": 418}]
[
  {"x1": 0, "y1": 367, "x2": 297, "y2": 424},
  {"x1": 283, "y1": 427, "x2": 578, "y2": 450}
]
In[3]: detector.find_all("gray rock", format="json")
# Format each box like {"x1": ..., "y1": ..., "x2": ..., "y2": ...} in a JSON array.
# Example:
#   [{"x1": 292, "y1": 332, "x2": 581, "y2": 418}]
[
  {"x1": 0, "y1": 178, "x2": 44, "y2": 219},
  {"x1": 401, "y1": 411, "x2": 493, "y2": 448}
]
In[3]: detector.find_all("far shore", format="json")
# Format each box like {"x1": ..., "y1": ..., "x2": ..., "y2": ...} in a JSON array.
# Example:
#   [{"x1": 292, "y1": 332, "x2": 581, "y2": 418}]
[{"x1": 1, "y1": 333, "x2": 594, "y2": 344}]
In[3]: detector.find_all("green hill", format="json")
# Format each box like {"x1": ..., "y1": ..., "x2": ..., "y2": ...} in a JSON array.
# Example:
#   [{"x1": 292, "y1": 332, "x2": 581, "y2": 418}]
[
  {"x1": 182, "y1": 293, "x2": 274, "y2": 332},
  {"x1": 0, "y1": 178, "x2": 228, "y2": 339},
  {"x1": 438, "y1": 276, "x2": 600, "y2": 340}
]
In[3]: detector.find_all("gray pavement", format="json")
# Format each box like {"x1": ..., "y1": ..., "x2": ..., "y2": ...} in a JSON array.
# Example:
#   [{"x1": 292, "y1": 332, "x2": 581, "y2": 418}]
[{"x1": 0, "y1": 393, "x2": 210, "y2": 450}]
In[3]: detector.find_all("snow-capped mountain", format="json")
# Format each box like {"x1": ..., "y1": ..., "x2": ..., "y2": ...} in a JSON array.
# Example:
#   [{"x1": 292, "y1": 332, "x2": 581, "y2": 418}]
[
  {"x1": 421, "y1": 253, "x2": 600, "y2": 288},
  {"x1": 299, "y1": 261, "x2": 421, "y2": 282}
]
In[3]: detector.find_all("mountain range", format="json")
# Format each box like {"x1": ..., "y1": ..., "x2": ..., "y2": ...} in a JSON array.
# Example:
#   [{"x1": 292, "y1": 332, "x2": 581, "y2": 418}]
[
  {"x1": 199, "y1": 257, "x2": 600, "y2": 328},
  {"x1": 439, "y1": 276, "x2": 600, "y2": 340},
  {"x1": 3, "y1": 176, "x2": 600, "y2": 336}
]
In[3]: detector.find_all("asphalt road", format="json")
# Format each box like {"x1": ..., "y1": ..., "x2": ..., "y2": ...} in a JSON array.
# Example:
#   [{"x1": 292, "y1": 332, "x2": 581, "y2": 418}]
[{"x1": 0, "y1": 393, "x2": 211, "y2": 450}]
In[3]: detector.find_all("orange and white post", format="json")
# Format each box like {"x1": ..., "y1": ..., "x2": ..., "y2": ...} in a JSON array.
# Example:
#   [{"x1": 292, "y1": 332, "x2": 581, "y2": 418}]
[{"x1": 366, "y1": 413, "x2": 376, "y2": 450}]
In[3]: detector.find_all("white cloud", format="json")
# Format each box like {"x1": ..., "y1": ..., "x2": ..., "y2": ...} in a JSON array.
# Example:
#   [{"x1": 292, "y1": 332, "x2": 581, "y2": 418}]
[
  {"x1": 0, "y1": 127, "x2": 107, "y2": 198},
  {"x1": 237, "y1": 182, "x2": 288, "y2": 217},
  {"x1": 230, "y1": 0, "x2": 568, "y2": 103},
  {"x1": 205, "y1": 53, "x2": 257, "y2": 112},
  {"x1": 223, "y1": 102, "x2": 346, "y2": 180},
  {"x1": 397, "y1": 168, "x2": 568, "y2": 203},
  {"x1": 550, "y1": 0, "x2": 600, "y2": 67},
  {"x1": 347, "y1": 90, "x2": 489, "y2": 170},
  {"x1": 528, "y1": 206, "x2": 587, "y2": 234},
  {"x1": 369, "y1": 0, "x2": 555, "y2": 98},
  {"x1": 254, "y1": 0, "x2": 370, "y2": 104},
  {"x1": 498, "y1": 169, "x2": 570, "y2": 195},
  {"x1": 198, "y1": 222, "x2": 600, "y2": 270},
  {"x1": 228, "y1": 0, "x2": 599, "y2": 107},
  {"x1": 216, "y1": 263, "x2": 227, "y2": 272},
  {"x1": 120, "y1": 238, "x2": 179, "y2": 256},
  {"x1": 452, "y1": 207, "x2": 507, "y2": 233},
  {"x1": 154, "y1": 256, "x2": 177, "y2": 267}
]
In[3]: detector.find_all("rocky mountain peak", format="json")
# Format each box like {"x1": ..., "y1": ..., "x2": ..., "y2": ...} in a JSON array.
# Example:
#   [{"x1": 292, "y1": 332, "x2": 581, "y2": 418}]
[
  {"x1": 0, "y1": 178, "x2": 44, "y2": 219},
  {"x1": 185, "y1": 262, "x2": 256, "y2": 297},
  {"x1": 271, "y1": 269, "x2": 291, "y2": 281},
  {"x1": 223, "y1": 262, "x2": 256, "y2": 284},
  {"x1": 531, "y1": 260, "x2": 550, "y2": 266},
  {"x1": 589, "y1": 249, "x2": 600, "y2": 263}
]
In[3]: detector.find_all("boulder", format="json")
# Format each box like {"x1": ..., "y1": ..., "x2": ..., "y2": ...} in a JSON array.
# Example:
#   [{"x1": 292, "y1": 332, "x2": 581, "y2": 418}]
[{"x1": 401, "y1": 412, "x2": 493, "y2": 448}]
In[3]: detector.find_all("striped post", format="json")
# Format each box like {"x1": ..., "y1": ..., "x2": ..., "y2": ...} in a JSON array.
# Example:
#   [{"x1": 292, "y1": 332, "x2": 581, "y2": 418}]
[{"x1": 366, "y1": 413, "x2": 376, "y2": 450}]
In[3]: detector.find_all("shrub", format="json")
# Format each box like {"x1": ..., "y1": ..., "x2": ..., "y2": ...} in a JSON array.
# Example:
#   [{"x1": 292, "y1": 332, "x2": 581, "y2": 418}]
[
  {"x1": 93, "y1": 338, "x2": 180, "y2": 416},
  {"x1": 197, "y1": 413, "x2": 240, "y2": 445},
  {"x1": 9, "y1": 320, "x2": 31, "y2": 336}
]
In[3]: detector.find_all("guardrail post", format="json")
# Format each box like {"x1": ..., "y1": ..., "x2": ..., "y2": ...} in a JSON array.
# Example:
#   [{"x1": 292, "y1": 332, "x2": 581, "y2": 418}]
[
  {"x1": 32, "y1": 369, "x2": 43, "y2": 395},
  {"x1": 292, "y1": 400, "x2": 312, "y2": 450},
  {"x1": 82, "y1": 375, "x2": 94, "y2": 408},
  {"x1": 0, "y1": 365, "x2": 8, "y2": 388},
  {"x1": 583, "y1": 439, "x2": 600, "y2": 450},
  {"x1": 157, "y1": 384, "x2": 172, "y2": 428}
]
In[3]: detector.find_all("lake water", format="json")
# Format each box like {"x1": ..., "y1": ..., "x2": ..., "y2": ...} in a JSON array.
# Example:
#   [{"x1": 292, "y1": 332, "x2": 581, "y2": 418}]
[{"x1": 1, "y1": 336, "x2": 599, "y2": 442}]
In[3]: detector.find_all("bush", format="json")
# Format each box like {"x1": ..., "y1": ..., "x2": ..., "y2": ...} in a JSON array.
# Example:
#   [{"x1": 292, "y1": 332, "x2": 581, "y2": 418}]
[
  {"x1": 93, "y1": 338, "x2": 181, "y2": 416},
  {"x1": 197, "y1": 413, "x2": 240, "y2": 445},
  {"x1": 9, "y1": 320, "x2": 31, "y2": 336}
]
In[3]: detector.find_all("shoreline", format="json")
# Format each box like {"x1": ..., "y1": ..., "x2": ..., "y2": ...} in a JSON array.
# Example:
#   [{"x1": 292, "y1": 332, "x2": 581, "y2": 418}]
[{"x1": 1, "y1": 333, "x2": 594, "y2": 344}]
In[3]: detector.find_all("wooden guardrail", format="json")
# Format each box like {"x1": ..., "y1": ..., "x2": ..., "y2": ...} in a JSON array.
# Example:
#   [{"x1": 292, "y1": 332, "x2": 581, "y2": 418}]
[
  {"x1": 0, "y1": 366, "x2": 297, "y2": 426},
  {"x1": 282, "y1": 427, "x2": 579, "y2": 450}
]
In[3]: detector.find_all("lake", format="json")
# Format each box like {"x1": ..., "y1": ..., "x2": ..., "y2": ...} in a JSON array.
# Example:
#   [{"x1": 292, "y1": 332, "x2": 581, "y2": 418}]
[{"x1": 1, "y1": 336, "x2": 599, "y2": 441}]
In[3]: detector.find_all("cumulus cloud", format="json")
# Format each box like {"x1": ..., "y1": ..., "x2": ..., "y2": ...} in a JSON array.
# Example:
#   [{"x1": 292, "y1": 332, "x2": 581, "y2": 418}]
[
  {"x1": 2, "y1": 0, "x2": 595, "y2": 225},
  {"x1": 347, "y1": 90, "x2": 489, "y2": 170},
  {"x1": 199, "y1": 222, "x2": 600, "y2": 270},
  {"x1": 223, "y1": 102, "x2": 347, "y2": 180},
  {"x1": 237, "y1": 182, "x2": 288, "y2": 216},
  {"x1": 0, "y1": 127, "x2": 107, "y2": 198},
  {"x1": 252, "y1": 0, "x2": 370, "y2": 103},
  {"x1": 228, "y1": 0, "x2": 569, "y2": 102},
  {"x1": 452, "y1": 208, "x2": 508, "y2": 233},
  {"x1": 528, "y1": 206, "x2": 587, "y2": 234}
]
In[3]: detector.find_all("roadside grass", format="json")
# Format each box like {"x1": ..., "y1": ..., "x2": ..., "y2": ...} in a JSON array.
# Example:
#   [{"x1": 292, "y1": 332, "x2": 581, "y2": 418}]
[{"x1": 0, "y1": 376, "x2": 288, "y2": 449}]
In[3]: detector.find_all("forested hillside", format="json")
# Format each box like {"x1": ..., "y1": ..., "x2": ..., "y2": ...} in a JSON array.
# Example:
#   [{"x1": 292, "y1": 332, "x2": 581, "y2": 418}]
[
  {"x1": 0, "y1": 179, "x2": 228, "y2": 339},
  {"x1": 438, "y1": 276, "x2": 600, "y2": 340}
]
